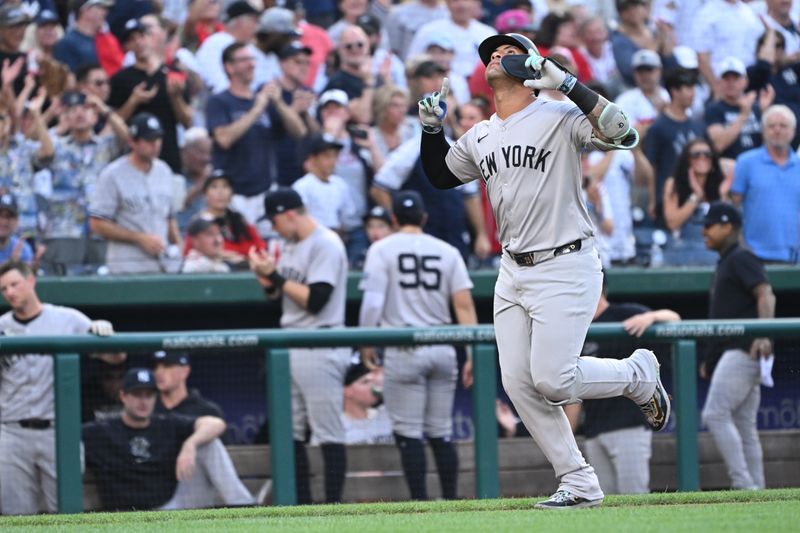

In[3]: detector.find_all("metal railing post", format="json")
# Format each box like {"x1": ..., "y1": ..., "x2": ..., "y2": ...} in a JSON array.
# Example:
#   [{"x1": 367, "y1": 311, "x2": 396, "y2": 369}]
[
  {"x1": 54, "y1": 353, "x2": 83, "y2": 513},
  {"x1": 672, "y1": 340, "x2": 700, "y2": 491},
  {"x1": 471, "y1": 343, "x2": 499, "y2": 498},
  {"x1": 266, "y1": 348, "x2": 296, "y2": 505}
]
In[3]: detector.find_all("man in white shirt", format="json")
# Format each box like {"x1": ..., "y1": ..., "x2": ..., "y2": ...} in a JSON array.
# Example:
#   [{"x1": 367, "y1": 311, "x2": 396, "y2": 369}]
[
  {"x1": 195, "y1": 1, "x2": 260, "y2": 94},
  {"x1": 292, "y1": 135, "x2": 356, "y2": 237},
  {"x1": 406, "y1": 0, "x2": 495, "y2": 78},
  {"x1": 615, "y1": 50, "x2": 670, "y2": 140}
]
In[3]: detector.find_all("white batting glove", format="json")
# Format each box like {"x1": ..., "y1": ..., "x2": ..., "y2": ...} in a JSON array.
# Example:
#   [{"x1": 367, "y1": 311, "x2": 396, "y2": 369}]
[
  {"x1": 418, "y1": 77, "x2": 449, "y2": 134},
  {"x1": 522, "y1": 48, "x2": 576, "y2": 94},
  {"x1": 88, "y1": 320, "x2": 114, "y2": 337}
]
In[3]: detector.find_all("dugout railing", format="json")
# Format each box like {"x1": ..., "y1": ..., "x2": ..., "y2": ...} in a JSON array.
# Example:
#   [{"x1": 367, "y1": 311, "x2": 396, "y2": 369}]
[{"x1": 1, "y1": 318, "x2": 798, "y2": 513}]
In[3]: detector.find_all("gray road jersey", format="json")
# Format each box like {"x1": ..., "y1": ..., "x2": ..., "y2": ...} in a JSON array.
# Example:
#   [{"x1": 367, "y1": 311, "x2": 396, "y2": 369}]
[
  {"x1": 360, "y1": 232, "x2": 473, "y2": 327},
  {"x1": 0, "y1": 304, "x2": 91, "y2": 421},
  {"x1": 89, "y1": 155, "x2": 175, "y2": 274},
  {"x1": 445, "y1": 99, "x2": 596, "y2": 252},
  {"x1": 279, "y1": 225, "x2": 348, "y2": 328}
]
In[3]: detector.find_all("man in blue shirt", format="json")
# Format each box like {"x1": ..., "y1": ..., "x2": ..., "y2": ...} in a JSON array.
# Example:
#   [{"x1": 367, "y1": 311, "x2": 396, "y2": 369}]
[
  {"x1": 53, "y1": 0, "x2": 114, "y2": 73},
  {"x1": 0, "y1": 193, "x2": 33, "y2": 264},
  {"x1": 731, "y1": 104, "x2": 800, "y2": 263},
  {"x1": 206, "y1": 42, "x2": 307, "y2": 225}
]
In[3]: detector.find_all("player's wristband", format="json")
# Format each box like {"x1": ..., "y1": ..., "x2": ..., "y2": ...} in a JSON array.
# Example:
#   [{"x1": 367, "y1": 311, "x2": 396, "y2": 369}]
[
  {"x1": 263, "y1": 285, "x2": 279, "y2": 296},
  {"x1": 267, "y1": 271, "x2": 286, "y2": 289},
  {"x1": 565, "y1": 81, "x2": 600, "y2": 115}
]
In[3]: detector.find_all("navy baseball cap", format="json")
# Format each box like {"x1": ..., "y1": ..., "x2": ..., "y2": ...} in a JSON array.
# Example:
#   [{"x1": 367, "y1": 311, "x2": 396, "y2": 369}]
[
  {"x1": 61, "y1": 90, "x2": 87, "y2": 107},
  {"x1": 203, "y1": 169, "x2": 234, "y2": 191},
  {"x1": 122, "y1": 368, "x2": 158, "y2": 392},
  {"x1": 364, "y1": 205, "x2": 391, "y2": 225},
  {"x1": 305, "y1": 134, "x2": 343, "y2": 159},
  {"x1": 224, "y1": 0, "x2": 259, "y2": 22},
  {"x1": 129, "y1": 113, "x2": 164, "y2": 140},
  {"x1": 122, "y1": 18, "x2": 146, "y2": 42},
  {"x1": 356, "y1": 13, "x2": 381, "y2": 36},
  {"x1": 704, "y1": 202, "x2": 742, "y2": 228},
  {"x1": 152, "y1": 350, "x2": 190, "y2": 366},
  {"x1": 0, "y1": 193, "x2": 18, "y2": 216},
  {"x1": 277, "y1": 43, "x2": 312, "y2": 61},
  {"x1": 35, "y1": 9, "x2": 60, "y2": 26},
  {"x1": 263, "y1": 187, "x2": 304, "y2": 219},
  {"x1": 392, "y1": 190, "x2": 426, "y2": 224},
  {"x1": 186, "y1": 217, "x2": 221, "y2": 237}
]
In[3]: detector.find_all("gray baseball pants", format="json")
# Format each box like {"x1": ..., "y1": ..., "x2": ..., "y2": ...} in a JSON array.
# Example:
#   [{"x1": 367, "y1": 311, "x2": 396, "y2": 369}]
[
  {"x1": 583, "y1": 426, "x2": 652, "y2": 494},
  {"x1": 383, "y1": 345, "x2": 457, "y2": 439},
  {"x1": 159, "y1": 438, "x2": 254, "y2": 509},
  {"x1": 702, "y1": 349, "x2": 764, "y2": 490},
  {"x1": 494, "y1": 243, "x2": 658, "y2": 501},
  {"x1": 0, "y1": 425, "x2": 57, "y2": 515},
  {"x1": 290, "y1": 348, "x2": 351, "y2": 443}
]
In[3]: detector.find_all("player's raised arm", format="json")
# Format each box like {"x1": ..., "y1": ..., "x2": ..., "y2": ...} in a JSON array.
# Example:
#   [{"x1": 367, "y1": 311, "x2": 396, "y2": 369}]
[
  {"x1": 520, "y1": 49, "x2": 640, "y2": 152},
  {"x1": 418, "y1": 78, "x2": 463, "y2": 189}
]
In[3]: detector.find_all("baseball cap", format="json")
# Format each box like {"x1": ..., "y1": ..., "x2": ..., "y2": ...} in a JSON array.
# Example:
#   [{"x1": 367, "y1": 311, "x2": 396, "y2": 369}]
[
  {"x1": 0, "y1": 193, "x2": 18, "y2": 216},
  {"x1": 121, "y1": 18, "x2": 146, "y2": 43},
  {"x1": 631, "y1": 49, "x2": 661, "y2": 70},
  {"x1": 425, "y1": 35, "x2": 454, "y2": 52},
  {"x1": 263, "y1": 187, "x2": 304, "y2": 218},
  {"x1": 224, "y1": 0, "x2": 259, "y2": 22},
  {"x1": 305, "y1": 134, "x2": 344, "y2": 158},
  {"x1": 35, "y1": 9, "x2": 60, "y2": 26},
  {"x1": 616, "y1": 0, "x2": 647, "y2": 11},
  {"x1": 257, "y1": 7, "x2": 301, "y2": 36},
  {"x1": 319, "y1": 89, "x2": 349, "y2": 108},
  {"x1": 714, "y1": 56, "x2": 746, "y2": 78},
  {"x1": 71, "y1": 0, "x2": 114, "y2": 14},
  {"x1": 61, "y1": 90, "x2": 87, "y2": 107},
  {"x1": 0, "y1": 4, "x2": 31, "y2": 27},
  {"x1": 203, "y1": 169, "x2": 233, "y2": 191},
  {"x1": 277, "y1": 42, "x2": 312, "y2": 61},
  {"x1": 344, "y1": 362, "x2": 371, "y2": 386},
  {"x1": 673, "y1": 45, "x2": 698, "y2": 70},
  {"x1": 392, "y1": 190, "x2": 426, "y2": 224},
  {"x1": 412, "y1": 60, "x2": 447, "y2": 79},
  {"x1": 495, "y1": 9, "x2": 535, "y2": 33},
  {"x1": 356, "y1": 13, "x2": 381, "y2": 36},
  {"x1": 122, "y1": 368, "x2": 158, "y2": 392},
  {"x1": 152, "y1": 350, "x2": 190, "y2": 366},
  {"x1": 704, "y1": 202, "x2": 742, "y2": 228},
  {"x1": 129, "y1": 113, "x2": 164, "y2": 140},
  {"x1": 364, "y1": 205, "x2": 391, "y2": 225},
  {"x1": 186, "y1": 217, "x2": 221, "y2": 237}
]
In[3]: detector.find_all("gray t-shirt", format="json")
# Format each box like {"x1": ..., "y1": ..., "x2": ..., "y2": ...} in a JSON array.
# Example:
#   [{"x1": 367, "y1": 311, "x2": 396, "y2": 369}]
[
  {"x1": 445, "y1": 99, "x2": 596, "y2": 252},
  {"x1": 360, "y1": 232, "x2": 473, "y2": 327},
  {"x1": 89, "y1": 155, "x2": 175, "y2": 274},
  {"x1": 0, "y1": 304, "x2": 91, "y2": 421},
  {"x1": 279, "y1": 225, "x2": 348, "y2": 329}
]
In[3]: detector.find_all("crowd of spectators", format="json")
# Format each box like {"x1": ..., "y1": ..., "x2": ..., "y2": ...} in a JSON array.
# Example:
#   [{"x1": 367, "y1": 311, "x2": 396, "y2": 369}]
[{"x1": 0, "y1": 0, "x2": 797, "y2": 276}]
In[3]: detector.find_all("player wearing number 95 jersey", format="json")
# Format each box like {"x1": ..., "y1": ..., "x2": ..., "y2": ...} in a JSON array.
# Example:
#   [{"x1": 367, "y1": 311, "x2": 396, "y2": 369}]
[
  {"x1": 359, "y1": 191, "x2": 477, "y2": 501},
  {"x1": 418, "y1": 33, "x2": 671, "y2": 509}
]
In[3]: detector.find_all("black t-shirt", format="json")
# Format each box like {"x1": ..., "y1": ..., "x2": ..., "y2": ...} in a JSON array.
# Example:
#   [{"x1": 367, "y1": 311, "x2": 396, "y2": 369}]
[
  {"x1": 703, "y1": 100, "x2": 762, "y2": 159},
  {"x1": 323, "y1": 70, "x2": 366, "y2": 100},
  {"x1": 154, "y1": 389, "x2": 224, "y2": 419},
  {"x1": 704, "y1": 243, "x2": 768, "y2": 370},
  {"x1": 581, "y1": 302, "x2": 652, "y2": 439},
  {"x1": 108, "y1": 63, "x2": 188, "y2": 172},
  {"x1": 82, "y1": 414, "x2": 196, "y2": 511}
]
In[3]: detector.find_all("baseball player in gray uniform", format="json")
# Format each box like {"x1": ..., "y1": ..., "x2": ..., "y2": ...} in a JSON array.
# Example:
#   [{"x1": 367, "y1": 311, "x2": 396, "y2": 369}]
[
  {"x1": 417, "y1": 33, "x2": 671, "y2": 509},
  {"x1": 248, "y1": 188, "x2": 350, "y2": 504},
  {"x1": 0, "y1": 259, "x2": 114, "y2": 515},
  {"x1": 359, "y1": 191, "x2": 477, "y2": 500}
]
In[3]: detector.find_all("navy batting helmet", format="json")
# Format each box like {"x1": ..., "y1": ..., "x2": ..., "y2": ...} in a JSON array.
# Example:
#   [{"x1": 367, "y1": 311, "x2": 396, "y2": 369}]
[{"x1": 478, "y1": 33, "x2": 536, "y2": 66}]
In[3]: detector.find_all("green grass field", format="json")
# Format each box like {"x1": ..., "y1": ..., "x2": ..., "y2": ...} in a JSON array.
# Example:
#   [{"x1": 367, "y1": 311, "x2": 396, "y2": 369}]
[{"x1": 2, "y1": 489, "x2": 798, "y2": 532}]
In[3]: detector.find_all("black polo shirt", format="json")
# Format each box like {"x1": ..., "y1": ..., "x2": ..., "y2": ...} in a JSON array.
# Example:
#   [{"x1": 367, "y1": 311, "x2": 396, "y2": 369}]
[
  {"x1": 581, "y1": 302, "x2": 652, "y2": 439},
  {"x1": 705, "y1": 243, "x2": 768, "y2": 371}
]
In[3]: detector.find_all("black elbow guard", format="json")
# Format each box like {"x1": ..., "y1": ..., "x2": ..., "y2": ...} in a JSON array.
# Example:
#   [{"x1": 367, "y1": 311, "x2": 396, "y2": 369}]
[{"x1": 307, "y1": 282, "x2": 334, "y2": 314}]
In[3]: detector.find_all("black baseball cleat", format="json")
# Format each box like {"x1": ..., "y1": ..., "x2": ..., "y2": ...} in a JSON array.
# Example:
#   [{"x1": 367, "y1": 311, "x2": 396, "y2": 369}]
[
  {"x1": 637, "y1": 350, "x2": 671, "y2": 432},
  {"x1": 534, "y1": 489, "x2": 603, "y2": 510}
]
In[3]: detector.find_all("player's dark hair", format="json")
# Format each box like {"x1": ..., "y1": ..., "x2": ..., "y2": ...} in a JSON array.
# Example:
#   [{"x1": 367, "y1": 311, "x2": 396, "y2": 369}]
[
  {"x1": 0, "y1": 259, "x2": 33, "y2": 279},
  {"x1": 222, "y1": 42, "x2": 248, "y2": 64},
  {"x1": 75, "y1": 62, "x2": 103, "y2": 84},
  {"x1": 756, "y1": 31, "x2": 785, "y2": 53},
  {"x1": 394, "y1": 210, "x2": 425, "y2": 227},
  {"x1": 672, "y1": 138, "x2": 725, "y2": 207},
  {"x1": 216, "y1": 209, "x2": 250, "y2": 244}
]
